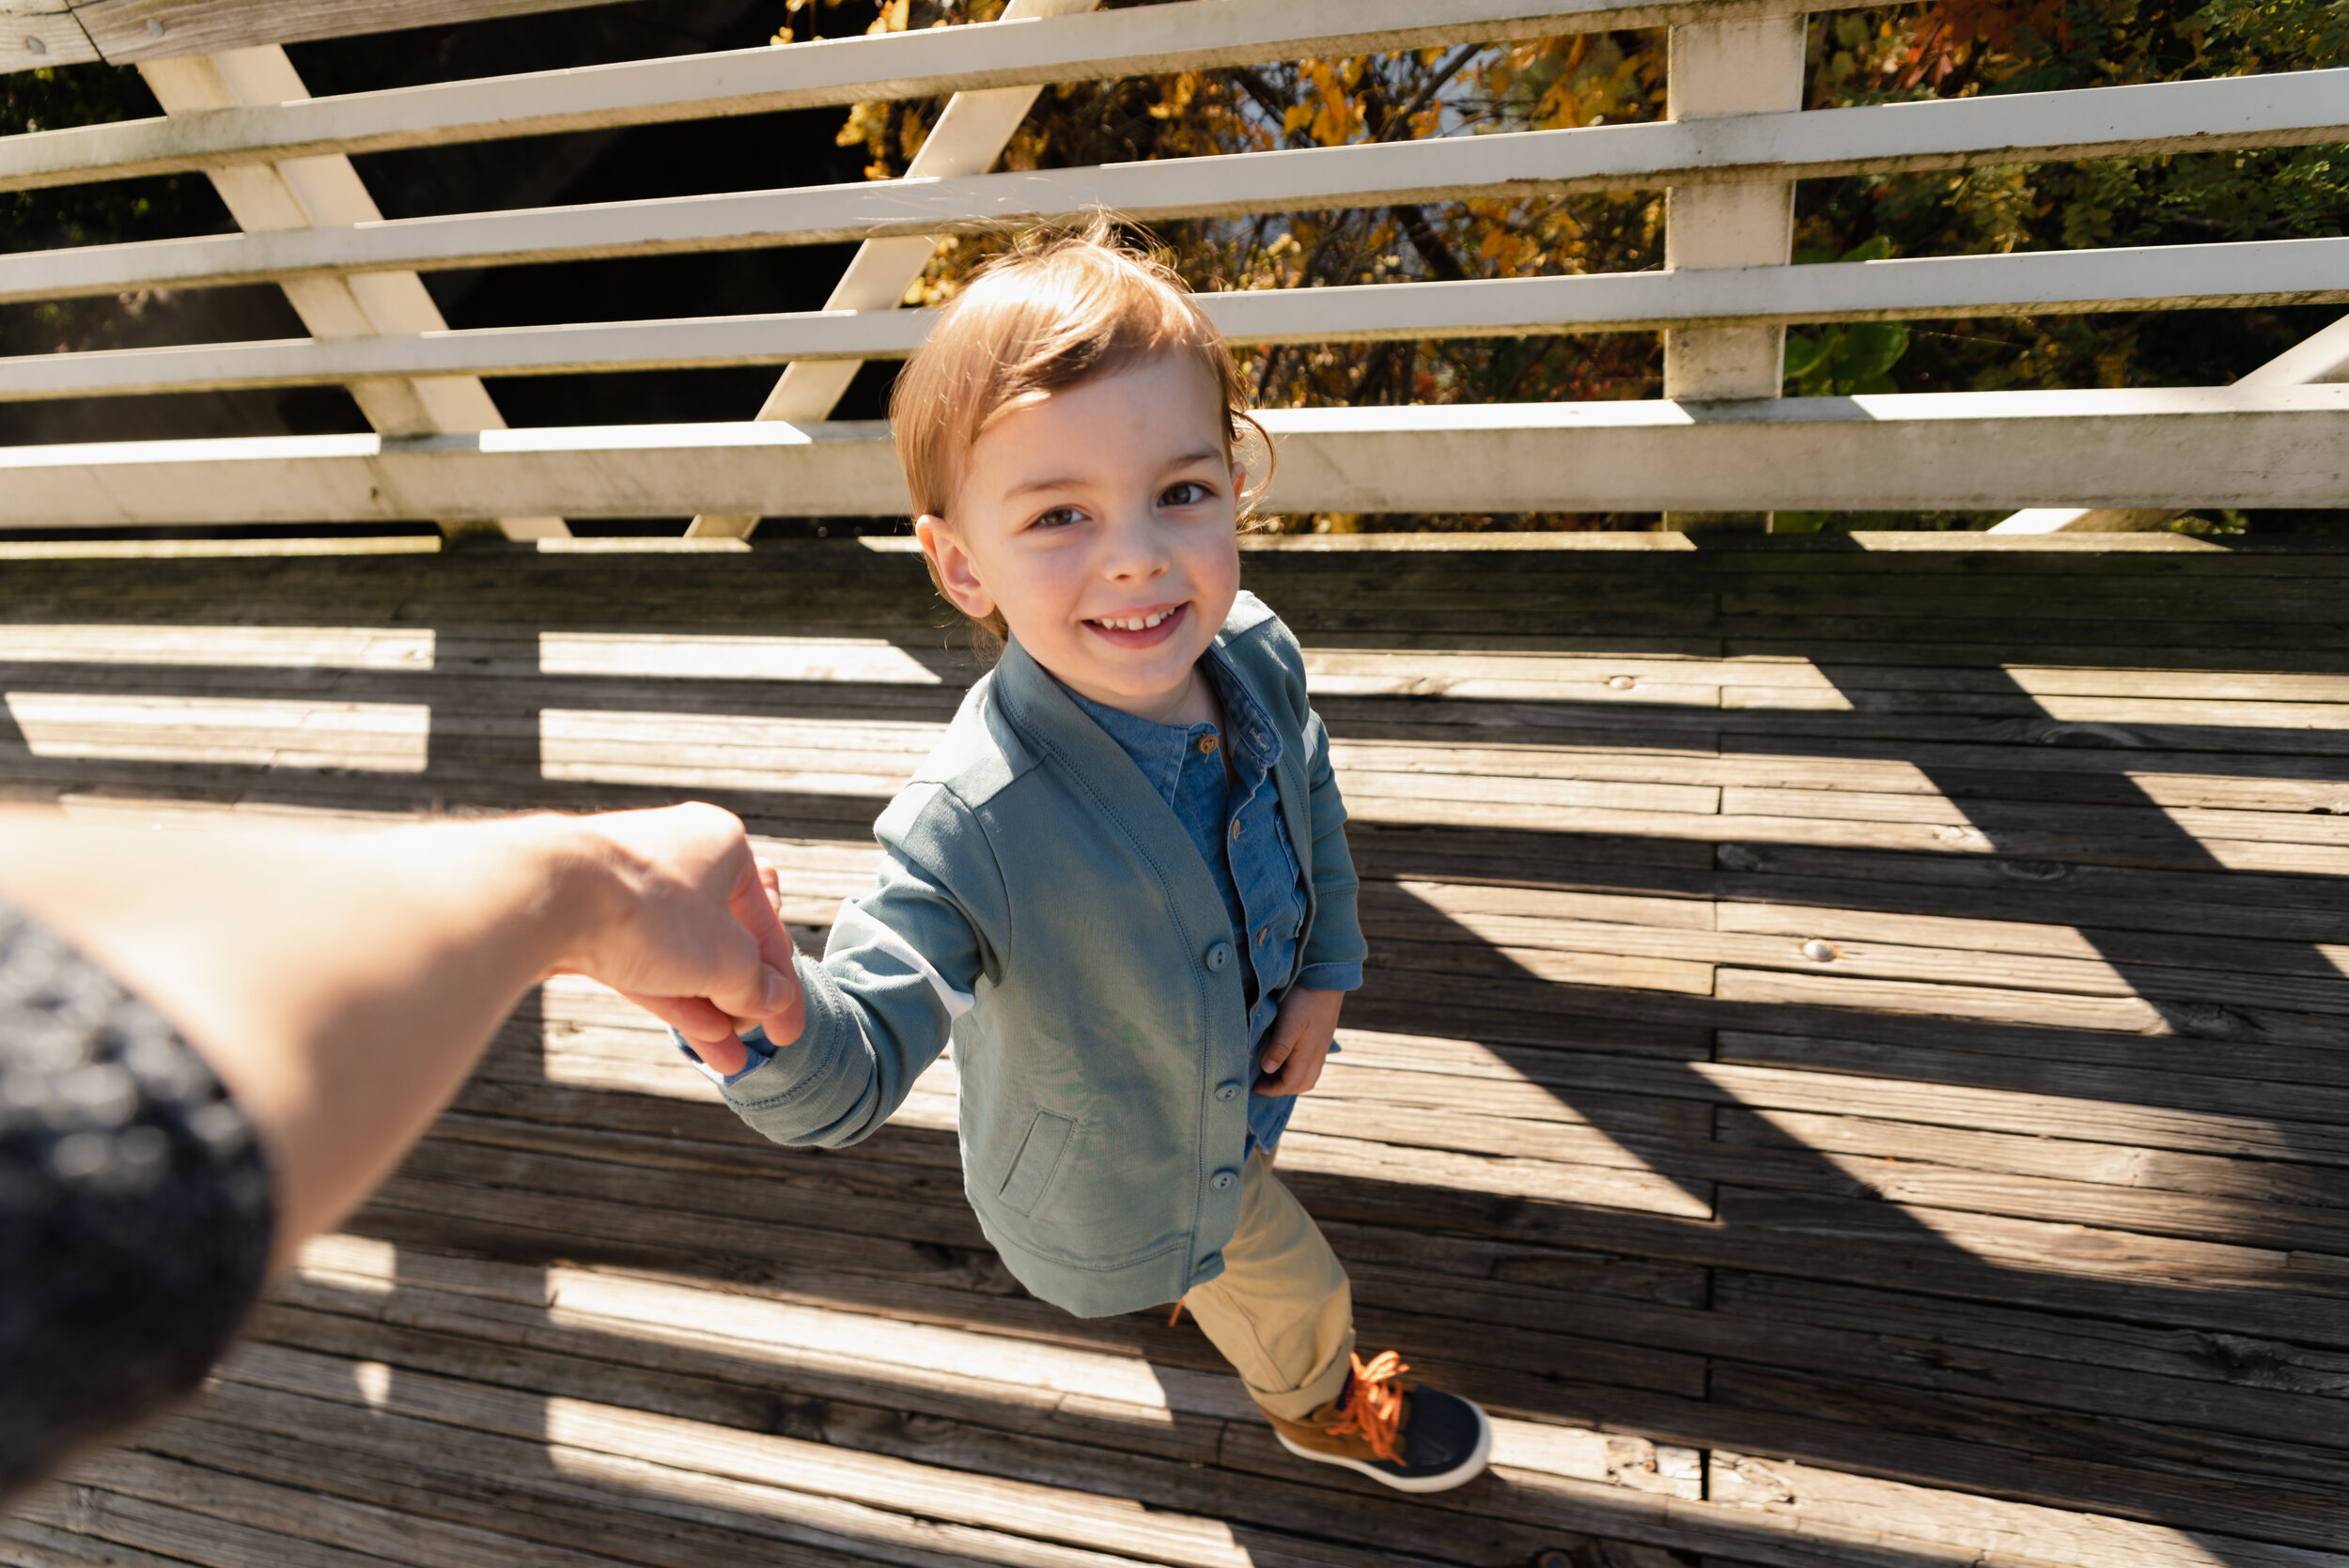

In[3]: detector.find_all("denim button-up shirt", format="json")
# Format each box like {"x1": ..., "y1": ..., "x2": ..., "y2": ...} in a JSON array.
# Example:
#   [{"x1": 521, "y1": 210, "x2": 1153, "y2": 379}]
[{"x1": 1066, "y1": 649, "x2": 1363, "y2": 1156}]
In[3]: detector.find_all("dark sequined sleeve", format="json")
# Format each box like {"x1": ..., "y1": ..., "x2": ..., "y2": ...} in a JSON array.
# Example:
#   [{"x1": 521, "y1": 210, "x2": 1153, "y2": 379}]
[{"x1": 0, "y1": 899, "x2": 274, "y2": 1499}]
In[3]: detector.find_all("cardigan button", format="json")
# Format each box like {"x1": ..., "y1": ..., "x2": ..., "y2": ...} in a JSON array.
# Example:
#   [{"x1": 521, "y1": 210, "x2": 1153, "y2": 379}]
[
  {"x1": 1206, "y1": 940, "x2": 1234, "y2": 972},
  {"x1": 1215, "y1": 1081, "x2": 1241, "y2": 1102},
  {"x1": 1209, "y1": 1170, "x2": 1238, "y2": 1192}
]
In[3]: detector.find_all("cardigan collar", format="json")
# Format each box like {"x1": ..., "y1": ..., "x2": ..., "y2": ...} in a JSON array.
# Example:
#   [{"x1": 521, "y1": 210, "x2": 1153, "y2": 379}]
[
  {"x1": 990, "y1": 598, "x2": 1279, "y2": 784},
  {"x1": 987, "y1": 598, "x2": 1293, "y2": 881}
]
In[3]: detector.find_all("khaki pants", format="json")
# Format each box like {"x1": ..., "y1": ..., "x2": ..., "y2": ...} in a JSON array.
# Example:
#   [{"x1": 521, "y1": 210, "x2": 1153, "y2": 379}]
[{"x1": 1180, "y1": 1149, "x2": 1356, "y2": 1420}]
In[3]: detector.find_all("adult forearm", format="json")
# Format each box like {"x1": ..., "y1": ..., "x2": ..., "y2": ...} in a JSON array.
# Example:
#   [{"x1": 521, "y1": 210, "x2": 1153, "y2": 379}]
[
  {"x1": 0, "y1": 811, "x2": 606, "y2": 1258},
  {"x1": 0, "y1": 804, "x2": 797, "y2": 1264}
]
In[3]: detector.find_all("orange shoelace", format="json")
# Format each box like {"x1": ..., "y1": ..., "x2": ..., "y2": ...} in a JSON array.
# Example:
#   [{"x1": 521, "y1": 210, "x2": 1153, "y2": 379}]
[{"x1": 1327, "y1": 1350, "x2": 1408, "y2": 1465}]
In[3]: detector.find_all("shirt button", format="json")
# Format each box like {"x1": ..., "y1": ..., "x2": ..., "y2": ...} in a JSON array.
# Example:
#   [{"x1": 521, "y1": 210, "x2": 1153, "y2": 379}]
[
  {"x1": 1215, "y1": 1080, "x2": 1241, "y2": 1102},
  {"x1": 1230, "y1": 819, "x2": 1243, "y2": 841},
  {"x1": 1209, "y1": 1170, "x2": 1238, "y2": 1192},
  {"x1": 1198, "y1": 733, "x2": 1220, "y2": 754},
  {"x1": 1255, "y1": 926, "x2": 1268, "y2": 946},
  {"x1": 1206, "y1": 941, "x2": 1233, "y2": 972}
]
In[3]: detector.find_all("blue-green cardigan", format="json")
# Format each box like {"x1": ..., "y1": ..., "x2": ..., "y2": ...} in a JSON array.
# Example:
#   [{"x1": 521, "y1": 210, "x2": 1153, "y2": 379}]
[{"x1": 712, "y1": 592, "x2": 1365, "y2": 1317}]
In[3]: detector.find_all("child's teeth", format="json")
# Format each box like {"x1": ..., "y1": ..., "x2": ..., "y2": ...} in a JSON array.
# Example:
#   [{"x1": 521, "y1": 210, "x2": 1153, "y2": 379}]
[{"x1": 1101, "y1": 610, "x2": 1170, "y2": 631}]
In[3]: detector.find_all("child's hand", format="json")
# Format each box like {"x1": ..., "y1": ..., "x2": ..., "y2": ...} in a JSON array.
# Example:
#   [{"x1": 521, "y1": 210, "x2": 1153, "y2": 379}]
[
  {"x1": 723, "y1": 861, "x2": 796, "y2": 1038},
  {"x1": 550, "y1": 803, "x2": 802, "y2": 1075},
  {"x1": 1255, "y1": 986, "x2": 1344, "y2": 1095}
]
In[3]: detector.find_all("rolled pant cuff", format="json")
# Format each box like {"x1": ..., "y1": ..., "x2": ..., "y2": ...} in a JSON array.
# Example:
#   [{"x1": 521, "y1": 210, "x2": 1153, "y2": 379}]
[{"x1": 1246, "y1": 1330, "x2": 1356, "y2": 1422}]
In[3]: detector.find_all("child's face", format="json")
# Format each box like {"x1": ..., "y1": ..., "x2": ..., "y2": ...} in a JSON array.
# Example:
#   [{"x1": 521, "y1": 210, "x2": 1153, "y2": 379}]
[{"x1": 917, "y1": 352, "x2": 1243, "y2": 723}]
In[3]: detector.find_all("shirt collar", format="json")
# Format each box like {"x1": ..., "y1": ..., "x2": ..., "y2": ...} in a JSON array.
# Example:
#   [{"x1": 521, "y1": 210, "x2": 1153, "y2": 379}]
[{"x1": 1061, "y1": 683, "x2": 1204, "y2": 802}]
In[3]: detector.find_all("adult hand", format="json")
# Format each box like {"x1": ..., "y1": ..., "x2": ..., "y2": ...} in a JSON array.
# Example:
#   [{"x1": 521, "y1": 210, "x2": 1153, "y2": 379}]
[
  {"x1": 1255, "y1": 986, "x2": 1343, "y2": 1095},
  {"x1": 551, "y1": 803, "x2": 801, "y2": 1075}
]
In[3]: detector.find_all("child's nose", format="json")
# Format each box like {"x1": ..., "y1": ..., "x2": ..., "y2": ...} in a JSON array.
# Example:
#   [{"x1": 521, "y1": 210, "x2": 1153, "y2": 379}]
[{"x1": 1100, "y1": 509, "x2": 1174, "y2": 578}]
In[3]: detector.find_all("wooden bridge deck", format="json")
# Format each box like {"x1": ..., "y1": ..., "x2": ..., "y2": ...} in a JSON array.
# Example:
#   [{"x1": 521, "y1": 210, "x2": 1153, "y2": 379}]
[{"x1": 7, "y1": 532, "x2": 2349, "y2": 1568}]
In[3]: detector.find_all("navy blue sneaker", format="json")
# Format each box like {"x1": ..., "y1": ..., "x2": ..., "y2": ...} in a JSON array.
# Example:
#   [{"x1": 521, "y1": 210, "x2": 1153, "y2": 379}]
[{"x1": 1264, "y1": 1351, "x2": 1491, "y2": 1493}]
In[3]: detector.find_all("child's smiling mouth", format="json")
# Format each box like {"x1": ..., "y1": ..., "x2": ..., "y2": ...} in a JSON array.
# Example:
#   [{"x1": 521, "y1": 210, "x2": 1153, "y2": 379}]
[{"x1": 1083, "y1": 603, "x2": 1187, "y2": 645}]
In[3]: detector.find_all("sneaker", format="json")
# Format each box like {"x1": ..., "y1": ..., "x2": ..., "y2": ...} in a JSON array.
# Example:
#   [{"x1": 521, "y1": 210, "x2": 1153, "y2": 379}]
[{"x1": 1262, "y1": 1350, "x2": 1491, "y2": 1493}]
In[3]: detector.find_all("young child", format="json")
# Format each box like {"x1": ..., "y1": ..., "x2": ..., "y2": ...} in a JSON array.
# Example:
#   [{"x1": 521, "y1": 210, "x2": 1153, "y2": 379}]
[{"x1": 683, "y1": 227, "x2": 1491, "y2": 1492}]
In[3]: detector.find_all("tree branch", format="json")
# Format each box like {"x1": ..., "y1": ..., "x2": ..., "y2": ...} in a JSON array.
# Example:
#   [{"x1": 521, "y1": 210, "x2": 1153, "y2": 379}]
[
  {"x1": 1378, "y1": 44, "x2": 1484, "y2": 143},
  {"x1": 1391, "y1": 202, "x2": 1470, "y2": 282}
]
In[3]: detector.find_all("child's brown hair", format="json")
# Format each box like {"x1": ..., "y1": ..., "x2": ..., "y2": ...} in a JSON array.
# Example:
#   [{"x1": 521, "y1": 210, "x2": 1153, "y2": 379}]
[{"x1": 889, "y1": 219, "x2": 1270, "y2": 645}]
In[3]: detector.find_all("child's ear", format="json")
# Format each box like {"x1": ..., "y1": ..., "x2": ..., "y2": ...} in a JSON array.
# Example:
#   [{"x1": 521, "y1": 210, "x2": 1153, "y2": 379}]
[{"x1": 915, "y1": 514, "x2": 996, "y2": 622}]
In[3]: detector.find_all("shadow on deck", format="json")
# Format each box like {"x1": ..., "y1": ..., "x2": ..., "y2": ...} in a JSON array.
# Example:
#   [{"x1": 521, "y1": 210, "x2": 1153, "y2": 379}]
[{"x1": 7, "y1": 533, "x2": 2349, "y2": 1568}]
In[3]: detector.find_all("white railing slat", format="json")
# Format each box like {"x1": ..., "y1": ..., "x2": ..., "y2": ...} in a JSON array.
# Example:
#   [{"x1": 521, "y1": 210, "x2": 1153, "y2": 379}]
[
  {"x1": 0, "y1": 0, "x2": 1868, "y2": 169},
  {"x1": 1994, "y1": 310, "x2": 2349, "y2": 532},
  {"x1": 2, "y1": 388, "x2": 2341, "y2": 525},
  {"x1": 7, "y1": 237, "x2": 2341, "y2": 405},
  {"x1": 4, "y1": 70, "x2": 2339, "y2": 309},
  {"x1": 8, "y1": 0, "x2": 636, "y2": 77}
]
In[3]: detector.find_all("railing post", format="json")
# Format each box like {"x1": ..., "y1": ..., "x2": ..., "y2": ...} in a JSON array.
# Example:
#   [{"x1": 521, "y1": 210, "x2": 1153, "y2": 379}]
[
  {"x1": 686, "y1": 0, "x2": 1101, "y2": 540},
  {"x1": 1657, "y1": 13, "x2": 1808, "y2": 534},
  {"x1": 138, "y1": 46, "x2": 568, "y2": 542}
]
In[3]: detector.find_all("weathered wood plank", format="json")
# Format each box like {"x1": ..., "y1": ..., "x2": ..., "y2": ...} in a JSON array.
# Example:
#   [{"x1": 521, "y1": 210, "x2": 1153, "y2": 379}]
[
  {"x1": 1712, "y1": 737, "x2": 2349, "y2": 815},
  {"x1": 1710, "y1": 1038, "x2": 2349, "y2": 1146},
  {"x1": 161, "y1": 1388, "x2": 1206, "y2": 1568},
  {"x1": 214, "y1": 1343, "x2": 1562, "y2": 1568},
  {"x1": 1718, "y1": 1107, "x2": 2349, "y2": 1211},
  {"x1": 1711, "y1": 1269, "x2": 2349, "y2": 1413},
  {"x1": 1703, "y1": 1359, "x2": 2349, "y2": 1550},
  {"x1": 1368, "y1": 892, "x2": 2349, "y2": 1017},
  {"x1": 1712, "y1": 841, "x2": 2347, "y2": 941},
  {"x1": 1706, "y1": 1449, "x2": 2349, "y2": 1568},
  {"x1": 8, "y1": 1477, "x2": 397, "y2": 1568},
  {"x1": 1720, "y1": 577, "x2": 2349, "y2": 623},
  {"x1": 1712, "y1": 1119, "x2": 2349, "y2": 1256},
  {"x1": 1718, "y1": 900, "x2": 2349, "y2": 986},
  {"x1": 48, "y1": 1447, "x2": 639, "y2": 1568},
  {"x1": 0, "y1": 1517, "x2": 203, "y2": 1568},
  {"x1": 127, "y1": 1412, "x2": 1013, "y2": 1568}
]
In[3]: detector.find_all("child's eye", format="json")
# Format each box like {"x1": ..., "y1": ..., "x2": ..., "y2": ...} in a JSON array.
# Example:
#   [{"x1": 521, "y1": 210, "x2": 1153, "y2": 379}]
[
  {"x1": 1029, "y1": 505, "x2": 1083, "y2": 530},
  {"x1": 1160, "y1": 481, "x2": 1215, "y2": 507}
]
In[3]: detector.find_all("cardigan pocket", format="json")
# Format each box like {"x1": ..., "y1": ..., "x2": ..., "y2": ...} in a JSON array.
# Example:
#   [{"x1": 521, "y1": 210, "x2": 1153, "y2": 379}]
[{"x1": 998, "y1": 1109, "x2": 1076, "y2": 1215}]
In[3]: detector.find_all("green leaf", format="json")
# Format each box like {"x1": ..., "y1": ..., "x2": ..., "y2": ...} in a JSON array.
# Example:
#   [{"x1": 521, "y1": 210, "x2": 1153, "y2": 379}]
[
  {"x1": 1835, "y1": 321, "x2": 1910, "y2": 385},
  {"x1": 1839, "y1": 235, "x2": 1894, "y2": 263},
  {"x1": 1782, "y1": 333, "x2": 1830, "y2": 380}
]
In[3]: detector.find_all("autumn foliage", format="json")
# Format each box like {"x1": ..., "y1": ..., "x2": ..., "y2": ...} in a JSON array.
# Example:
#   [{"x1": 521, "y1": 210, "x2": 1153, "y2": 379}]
[{"x1": 782, "y1": 0, "x2": 2341, "y2": 530}]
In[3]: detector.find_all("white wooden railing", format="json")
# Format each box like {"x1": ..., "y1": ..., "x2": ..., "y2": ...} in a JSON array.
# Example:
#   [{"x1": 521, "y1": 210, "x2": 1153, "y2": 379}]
[{"x1": 2, "y1": 0, "x2": 2343, "y2": 536}]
